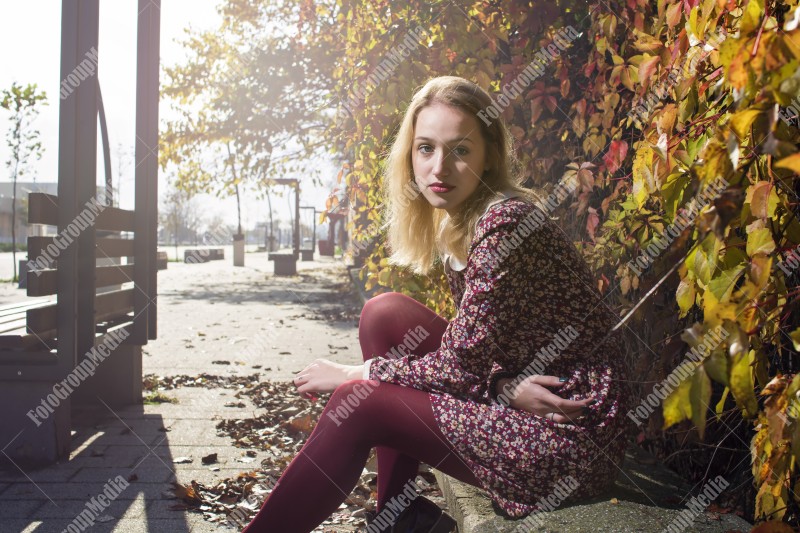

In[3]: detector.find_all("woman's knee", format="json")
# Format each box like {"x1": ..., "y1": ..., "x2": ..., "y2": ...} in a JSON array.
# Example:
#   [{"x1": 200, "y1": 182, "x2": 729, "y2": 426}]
[
  {"x1": 323, "y1": 379, "x2": 381, "y2": 427},
  {"x1": 360, "y1": 292, "x2": 406, "y2": 325}
]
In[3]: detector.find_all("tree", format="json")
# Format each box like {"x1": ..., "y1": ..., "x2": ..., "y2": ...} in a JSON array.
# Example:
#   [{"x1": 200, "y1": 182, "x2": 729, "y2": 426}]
[
  {"x1": 1, "y1": 82, "x2": 47, "y2": 282},
  {"x1": 159, "y1": 0, "x2": 339, "y2": 239},
  {"x1": 159, "y1": 181, "x2": 201, "y2": 259}
]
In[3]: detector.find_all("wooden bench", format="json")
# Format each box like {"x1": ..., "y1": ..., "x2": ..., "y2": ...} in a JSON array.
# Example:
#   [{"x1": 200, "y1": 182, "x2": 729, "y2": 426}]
[
  {"x1": 0, "y1": 190, "x2": 157, "y2": 465},
  {"x1": 0, "y1": 192, "x2": 147, "y2": 360},
  {"x1": 0, "y1": 0, "x2": 160, "y2": 467},
  {"x1": 157, "y1": 250, "x2": 168, "y2": 269},
  {"x1": 184, "y1": 247, "x2": 224, "y2": 263},
  {"x1": 268, "y1": 251, "x2": 298, "y2": 275}
]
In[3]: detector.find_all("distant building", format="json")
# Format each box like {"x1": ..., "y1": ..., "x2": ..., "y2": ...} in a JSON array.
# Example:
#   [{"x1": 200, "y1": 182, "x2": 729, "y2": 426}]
[
  {"x1": 0, "y1": 182, "x2": 59, "y2": 244},
  {"x1": 0, "y1": 182, "x2": 107, "y2": 244}
]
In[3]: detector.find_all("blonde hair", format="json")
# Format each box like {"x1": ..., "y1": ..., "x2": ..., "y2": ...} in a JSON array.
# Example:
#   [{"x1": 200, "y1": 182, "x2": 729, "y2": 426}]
[{"x1": 381, "y1": 75, "x2": 544, "y2": 275}]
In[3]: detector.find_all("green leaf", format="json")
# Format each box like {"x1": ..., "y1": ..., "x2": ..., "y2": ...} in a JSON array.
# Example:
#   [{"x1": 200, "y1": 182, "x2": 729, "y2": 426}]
[
  {"x1": 691, "y1": 366, "x2": 712, "y2": 439},
  {"x1": 661, "y1": 171, "x2": 691, "y2": 222},
  {"x1": 704, "y1": 349, "x2": 729, "y2": 387},
  {"x1": 707, "y1": 265, "x2": 745, "y2": 302},
  {"x1": 693, "y1": 246, "x2": 713, "y2": 285}
]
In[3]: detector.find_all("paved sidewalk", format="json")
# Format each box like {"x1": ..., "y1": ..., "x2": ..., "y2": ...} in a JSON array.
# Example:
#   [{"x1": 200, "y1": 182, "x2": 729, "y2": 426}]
[{"x1": 1, "y1": 253, "x2": 366, "y2": 533}]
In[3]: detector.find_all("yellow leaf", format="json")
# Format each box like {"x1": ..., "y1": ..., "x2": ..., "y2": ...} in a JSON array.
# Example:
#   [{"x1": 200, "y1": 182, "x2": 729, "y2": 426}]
[
  {"x1": 663, "y1": 376, "x2": 693, "y2": 429},
  {"x1": 703, "y1": 289, "x2": 738, "y2": 328},
  {"x1": 775, "y1": 153, "x2": 800, "y2": 174},
  {"x1": 676, "y1": 278, "x2": 696, "y2": 317},
  {"x1": 730, "y1": 349, "x2": 759, "y2": 418},
  {"x1": 746, "y1": 182, "x2": 780, "y2": 219},
  {"x1": 790, "y1": 328, "x2": 800, "y2": 351},
  {"x1": 715, "y1": 386, "x2": 729, "y2": 414},
  {"x1": 632, "y1": 145, "x2": 655, "y2": 208},
  {"x1": 747, "y1": 227, "x2": 776, "y2": 257},
  {"x1": 741, "y1": 0, "x2": 765, "y2": 34},
  {"x1": 729, "y1": 108, "x2": 762, "y2": 140}
]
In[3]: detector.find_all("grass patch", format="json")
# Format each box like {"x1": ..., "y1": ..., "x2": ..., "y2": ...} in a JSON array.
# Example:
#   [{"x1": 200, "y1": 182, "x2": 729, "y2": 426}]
[{"x1": 143, "y1": 391, "x2": 178, "y2": 405}]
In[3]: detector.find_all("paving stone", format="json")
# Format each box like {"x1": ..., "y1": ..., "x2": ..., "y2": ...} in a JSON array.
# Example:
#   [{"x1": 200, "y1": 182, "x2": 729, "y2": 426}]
[
  {"x1": 67, "y1": 443, "x2": 150, "y2": 468},
  {"x1": 2, "y1": 520, "x2": 68, "y2": 533},
  {"x1": 27, "y1": 494, "x2": 147, "y2": 521},
  {"x1": 0, "y1": 464, "x2": 80, "y2": 483},
  {"x1": 69, "y1": 466, "x2": 171, "y2": 484},
  {"x1": 0, "y1": 498, "x2": 48, "y2": 519},
  {"x1": 2, "y1": 481, "x2": 167, "y2": 501}
]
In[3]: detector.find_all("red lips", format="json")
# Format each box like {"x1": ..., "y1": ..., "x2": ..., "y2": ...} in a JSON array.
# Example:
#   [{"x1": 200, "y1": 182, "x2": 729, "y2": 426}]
[{"x1": 429, "y1": 182, "x2": 454, "y2": 189}]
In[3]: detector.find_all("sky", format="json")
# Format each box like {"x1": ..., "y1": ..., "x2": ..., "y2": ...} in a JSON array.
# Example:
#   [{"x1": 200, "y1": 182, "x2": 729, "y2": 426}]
[{"x1": 0, "y1": 1, "x2": 336, "y2": 235}]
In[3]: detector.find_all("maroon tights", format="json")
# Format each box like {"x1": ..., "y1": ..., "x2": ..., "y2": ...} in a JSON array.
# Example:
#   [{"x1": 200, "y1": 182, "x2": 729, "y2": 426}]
[{"x1": 241, "y1": 292, "x2": 481, "y2": 532}]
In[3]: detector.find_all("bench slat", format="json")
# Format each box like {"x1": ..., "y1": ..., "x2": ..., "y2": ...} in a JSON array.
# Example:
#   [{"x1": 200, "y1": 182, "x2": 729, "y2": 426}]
[
  {"x1": 96, "y1": 264, "x2": 135, "y2": 288},
  {"x1": 0, "y1": 350, "x2": 57, "y2": 365},
  {"x1": 27, "y1": 236, "x2": 135, "y2": 260},
  {"x1": 0, "y1": 318, "x2": 28, "y2": 334},
  {"x1": 28, "y1": 192, "x2": 134, "y2": 232},
  {"x1": 27, "y1": 264, "x2": 135, "y2": 296},
  {"x1": 26, "y1": 289, "x2": 135, "y2": 338},
  {"x1": 0, "y1": 299, "x2": 53, "y2": 319}
]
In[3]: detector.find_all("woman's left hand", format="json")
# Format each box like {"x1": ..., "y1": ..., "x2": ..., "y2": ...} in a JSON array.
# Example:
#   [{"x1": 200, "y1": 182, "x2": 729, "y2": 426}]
[
  {"x1": 498, "y1": 375, "x2": 594, "y2": 424},
  {"x1": 293, "y1": 358, "x2": 364, "y2": 398}
]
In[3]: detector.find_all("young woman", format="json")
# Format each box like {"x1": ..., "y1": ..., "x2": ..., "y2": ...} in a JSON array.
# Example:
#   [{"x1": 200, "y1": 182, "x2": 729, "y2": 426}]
[{"x1": 242, "y1": 76, "x2": 632, "y2": 532}]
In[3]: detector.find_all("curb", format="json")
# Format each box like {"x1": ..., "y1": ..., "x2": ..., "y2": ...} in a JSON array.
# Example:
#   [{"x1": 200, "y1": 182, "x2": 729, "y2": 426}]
[{"x1": 434, "y1": 445, "x2": 752, "y2": 533}]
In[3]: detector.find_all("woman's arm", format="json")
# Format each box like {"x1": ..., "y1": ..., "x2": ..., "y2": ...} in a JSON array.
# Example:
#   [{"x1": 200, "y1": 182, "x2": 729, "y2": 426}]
[
  {"x1": 293, "y1": 360, "x2": 364, "y2": 398},
  {"x1": 365, "y1": 219, "x2": 522, "y2": 398}
]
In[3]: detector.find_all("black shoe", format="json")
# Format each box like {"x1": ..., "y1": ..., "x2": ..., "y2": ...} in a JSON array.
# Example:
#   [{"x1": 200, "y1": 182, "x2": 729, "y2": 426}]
[{"x1": 364, "y1": 495, "x2": 456, "y2": 532}]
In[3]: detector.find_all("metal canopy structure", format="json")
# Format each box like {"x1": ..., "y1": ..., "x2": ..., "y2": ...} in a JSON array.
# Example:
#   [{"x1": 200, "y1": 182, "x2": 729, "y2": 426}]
[{"x1": 272, "y1": 178, "x2": 300, "y2": 255}]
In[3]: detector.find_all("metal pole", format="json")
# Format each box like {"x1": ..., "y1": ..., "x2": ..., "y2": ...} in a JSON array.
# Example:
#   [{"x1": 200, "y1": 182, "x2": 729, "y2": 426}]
[
  {"x1": 134, "y1": 0, "x2": 161, "y2": 342},
  {"x1": 97, "y1": 83, "x2": 112, "y2": 206}
]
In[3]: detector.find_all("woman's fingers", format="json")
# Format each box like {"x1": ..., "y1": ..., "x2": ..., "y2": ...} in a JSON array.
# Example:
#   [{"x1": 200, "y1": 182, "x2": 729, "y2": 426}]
[
  {"x1": 546, "y1": 396, "x2": 595, "y2": 423},
  {"x1": 521, "y1": 375, "x2": 566, "y2": 389},
  {"x1": 550, "y1": 412, "x2": 582, "y2": 424}
]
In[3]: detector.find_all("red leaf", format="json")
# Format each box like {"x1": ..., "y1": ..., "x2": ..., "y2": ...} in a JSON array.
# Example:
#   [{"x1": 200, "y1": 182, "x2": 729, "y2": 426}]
[
  {"x1": 603, "y1": 140, "x2": 629, "y2": 174},
  {"x1": 638, "y1": 56, "x2": 661, "y2": 91}
]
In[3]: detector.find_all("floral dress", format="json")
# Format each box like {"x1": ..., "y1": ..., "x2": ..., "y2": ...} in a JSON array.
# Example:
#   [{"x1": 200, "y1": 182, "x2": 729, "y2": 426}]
[{"x1": 367, "y1": 192, "x2": 634, "y2": 518}]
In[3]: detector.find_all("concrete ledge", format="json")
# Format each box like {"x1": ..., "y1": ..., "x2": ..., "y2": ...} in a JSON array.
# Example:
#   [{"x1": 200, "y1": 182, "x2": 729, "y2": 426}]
[
  {"x1": 434, "y1": 445, "x2": 751, "y2": 532},
  {"x1": 0, "y1": 382, "x2": 71, "y2": 465}
]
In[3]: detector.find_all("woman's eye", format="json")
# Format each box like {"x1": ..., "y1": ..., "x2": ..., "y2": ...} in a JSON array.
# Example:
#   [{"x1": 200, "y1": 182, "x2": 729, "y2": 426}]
[
  {"x1": 453, "y1": 146, "x2": 469, "y2": 156},
  {"x1": 418, "y1": 144, "x2": 434, "y2": 154}
]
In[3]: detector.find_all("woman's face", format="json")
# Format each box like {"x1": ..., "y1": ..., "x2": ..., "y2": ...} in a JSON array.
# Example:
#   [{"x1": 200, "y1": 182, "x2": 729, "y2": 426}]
[{"x1": 411, "y1": 103, "x2": 488, "y2": 216}]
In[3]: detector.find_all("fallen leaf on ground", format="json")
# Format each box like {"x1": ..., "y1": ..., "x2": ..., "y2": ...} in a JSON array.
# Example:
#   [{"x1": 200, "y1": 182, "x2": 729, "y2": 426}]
[{"x1": 201, "y1": 453, "x2": 218, "y2": 465}]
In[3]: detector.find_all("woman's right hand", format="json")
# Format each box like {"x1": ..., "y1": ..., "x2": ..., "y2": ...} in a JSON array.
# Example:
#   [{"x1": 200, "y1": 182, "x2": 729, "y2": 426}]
[{"x1": 497, "y1": 375, "x2": 594, "y2": 424}]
